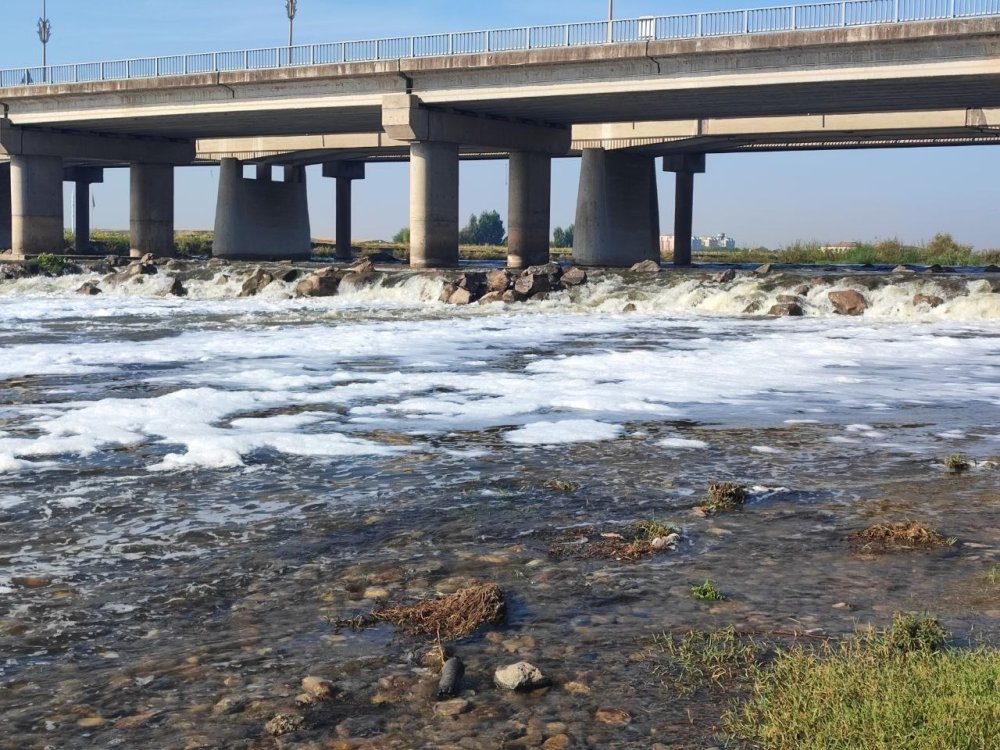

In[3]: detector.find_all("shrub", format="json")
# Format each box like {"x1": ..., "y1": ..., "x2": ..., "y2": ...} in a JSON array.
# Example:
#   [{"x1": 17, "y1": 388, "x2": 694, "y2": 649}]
[{"x1": 35, "y1": 253, "x2": 65, "y2": 276}]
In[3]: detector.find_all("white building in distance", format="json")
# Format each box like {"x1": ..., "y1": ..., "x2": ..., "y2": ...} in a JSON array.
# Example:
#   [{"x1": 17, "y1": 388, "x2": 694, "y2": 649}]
[{"x1": 660, "y1": 233, "x2": 737, "y2": 253}]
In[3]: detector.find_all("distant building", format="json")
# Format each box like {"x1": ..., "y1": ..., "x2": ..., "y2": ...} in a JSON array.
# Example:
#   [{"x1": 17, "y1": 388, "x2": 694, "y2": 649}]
[
  {"x1": 660, "y1": 233, "x2": 737, "y2": 253},
  {"x1": 821, "y1": 241, "x2": 859, "y2": 255}
]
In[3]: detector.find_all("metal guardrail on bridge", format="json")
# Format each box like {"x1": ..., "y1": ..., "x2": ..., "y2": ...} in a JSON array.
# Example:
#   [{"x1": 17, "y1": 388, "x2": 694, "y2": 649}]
[{"x1": 2, "y1": 0, "x2": 998, "y2": 88}]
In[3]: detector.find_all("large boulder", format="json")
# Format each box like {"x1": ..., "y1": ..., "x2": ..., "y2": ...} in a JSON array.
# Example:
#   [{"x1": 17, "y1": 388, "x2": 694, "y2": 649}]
[
  {"x1": 913, "y1": 294, "x2": 944, "y2": 308},
  {"x1": 768, "y1": 302, "x2": 803, "y2": 317},
  {"x1": 712, "y1": 269, "x2": 736, "y2": 283},
  {"x1": 630, "y1": 259, "x2": 661, "y2": 273},
  {"x1": 295, "y1": 269, "x2": 341, "y2": 297},
  {"x1": 448, "y1": 287, "x2": 474, "y2": 305},
  {"x1": 240, "y1": 268, "x2": 274, "y2": 297},
  {"x1": 828, "y1": 290, "x2": 868, "y2": 316},
  {"x1": 560, "y1": 266, "x2": 588, "y2": 288},
  {"x1": 77, "y1": 281, "x2": 102, "y2": 296},
  {"x1": 164, "y1": 277, "x2": 187, "y2": 297},
  {"x1": 486, "y1": 269, "x2": 512, "y2": 293},
  {"x1": 478, "y1": 291, "x2": 505, "y2": 305},
  {"x1": 494, "y1": 662, "x2": 549, "y2": 692},
  {"x1": 514, "y1": 272, "x2": 550, "y2": 298}
]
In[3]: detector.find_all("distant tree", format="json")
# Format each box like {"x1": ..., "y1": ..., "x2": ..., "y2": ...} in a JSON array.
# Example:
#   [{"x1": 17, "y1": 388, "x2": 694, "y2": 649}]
[
  {"x1": 925, "y1": 233, "x2": 971, "y2": 256},
  {"x1": 552, "y1": 224, "x2": 574, "y2": 248},
  {"x1": 460, "y1": 210, "x2": 506, "y2": 246},
  {"x1": 393, "y1": 227, "x2": 410, "y2": 244}
]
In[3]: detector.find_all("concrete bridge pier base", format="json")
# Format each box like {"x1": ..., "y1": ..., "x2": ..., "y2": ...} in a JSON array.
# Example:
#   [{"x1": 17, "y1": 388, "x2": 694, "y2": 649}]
[
  {"x1": 507, "y1": 151, "x2": 551, "y2": 269},
  {"x1": 213, "y1": 158, "x2": 312, "y2": 261},
  {"x1": 573, "y1": 148, "x2": 659, "y2": 267},
  {"x1": 65, "y1": 167, "x2": 103, "y2": 254},
  {"x1": 130, "y1": 163, "x2": 175, "y2": 258},
  {"x1": 11, "y1": 154, "x2": 64, "y2": 258},
  {"x1": 322, "y1": 161, "x2": 366, "y2": 262},
  {"x1": 409, "y1": 141, "x2": 459, "y2": 268},
  {"x1": 663, "y1": 154, "x2": 706, "y2": 267},
  {"x1": 0, "y1": 163, "x2": 11, "y2": 253}
]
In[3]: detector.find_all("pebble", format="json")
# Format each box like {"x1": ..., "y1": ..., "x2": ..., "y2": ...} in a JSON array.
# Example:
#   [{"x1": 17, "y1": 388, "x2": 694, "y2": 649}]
[
  {"x1": 433, "y1": 698, "x2": 470, "y2": 717},
  {"x1": 543, "y1": 735, "x2": 571, "y2": 750},
  {"x1": 563, "y1": 681, "x2": 591, "y2": 696},
  {"x1": 494, "y1": 662, "x2": 549, "y2": 691},
  {"x1": 76, "y1": 717, "x2": 107, "y2": 729},
  {"x1": 11, "y1": 575, "x2": 52, "y2": 588},
  {"x1": 594, "y1": 708, "x2": 631, "y2": 726},
  {"x1": 264, "y1": 713, "x2": 303, "y2": 736},
  {"x1": 301, "y1": 675, "x2": 334, "y2": 699},
  {"x1": 362, "y1": 587, "x2": 391, "y2": 600}
]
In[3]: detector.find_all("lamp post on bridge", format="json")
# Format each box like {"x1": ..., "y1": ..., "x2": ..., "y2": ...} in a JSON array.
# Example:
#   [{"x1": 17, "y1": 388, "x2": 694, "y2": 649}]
[
  {"x1": 286, "y1": 0, "x2": 297, "y2": 51},
  {"x1": 38, "y1": 0, "x2": 53, "y2": 71},
  {"x1": 607, "y1": 0, "x2": 614, "y2": 43}
]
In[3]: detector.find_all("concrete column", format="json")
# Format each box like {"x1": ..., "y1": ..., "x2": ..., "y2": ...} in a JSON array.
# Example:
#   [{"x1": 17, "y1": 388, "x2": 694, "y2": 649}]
[
  {"x1": 130, "y1": 163, "x2": 175, "y2": 258},
  {"x1": 573, "y1": 149, "x2": 659, "y2": 267},
  {"x1": 322, "y1": 162, "x2": 366, "y2": 263},
  {"x1": 11, "y1": 154, "x2": 64, "y2": 258},
  {"x1": 409, "y1": 141, "x2": 459, "y2": 268},
  {"x1": 0, "y1": 163, "x2": 11, "y2": 252},
  {"x1": 663, "y1": 154, "x2": 705, "y2": 268},
  {"x1": 213, "y1": 158, "x2": 312, "y2": 261},
  {"x1": 673, "y1": 172, "x2": 694, "y2": 267},
  {"x1": 255, "y1": 164, "x2": 272, "y2": 182},
  {"x1": 507, "y1": 151, "x2": 552, "y2": 269},
  {"x1": 65, "y1": 167, "x2": 103, "y2": 255}
]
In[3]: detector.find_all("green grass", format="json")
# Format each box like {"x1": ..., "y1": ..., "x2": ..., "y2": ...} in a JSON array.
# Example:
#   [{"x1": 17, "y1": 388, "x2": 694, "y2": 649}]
[
  {"x1": 944, "y1": 453, "x2": 973, "y2": 473},
  {"x1": 725, "y1": 616, "x2": 1000, "y2": 750},
  {"x1": 691, "y1": 579, "x2": 726, "y2": 602},
  {"x1": 648, "y1": 626, "x2": 759, "y2": 696},
  {"x1": 633, "y1": 519, "x2": 680, "y2": 541},
  {"x1": 34, "y1": 253, "x2": 65, "y2": 276},
  {"x1": 702, "y1": 481, "x2": 748, "y2": 513}
]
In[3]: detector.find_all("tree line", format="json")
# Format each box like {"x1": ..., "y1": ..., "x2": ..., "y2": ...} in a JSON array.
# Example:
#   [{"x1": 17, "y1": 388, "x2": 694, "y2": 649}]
[{"x1": 393, "y1": 212, "x2": 574, "y2": 248}]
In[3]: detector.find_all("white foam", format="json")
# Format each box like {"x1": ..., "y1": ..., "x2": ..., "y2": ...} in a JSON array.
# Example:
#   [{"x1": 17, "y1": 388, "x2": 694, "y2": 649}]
[
  {"x1": 658, "y1": 437, "x2": 709, "y2": 449},
  {"x1": 504, "y1": 419, "x2": 623, "y2": 445}
]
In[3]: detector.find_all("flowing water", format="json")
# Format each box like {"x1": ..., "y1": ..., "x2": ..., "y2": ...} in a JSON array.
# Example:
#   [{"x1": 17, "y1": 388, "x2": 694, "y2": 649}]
[{"x1": 1, "y1": 262, "x2": 998, "y2": 749}]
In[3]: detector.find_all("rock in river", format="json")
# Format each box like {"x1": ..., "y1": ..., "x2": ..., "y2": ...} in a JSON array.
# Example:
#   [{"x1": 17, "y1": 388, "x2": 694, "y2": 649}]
[
  {"x1": 828, "y1": 289, "x2": 867, "y2": 316},
  {"x1": 494, "y1": 661, "x2": 549, "y2": 691}
]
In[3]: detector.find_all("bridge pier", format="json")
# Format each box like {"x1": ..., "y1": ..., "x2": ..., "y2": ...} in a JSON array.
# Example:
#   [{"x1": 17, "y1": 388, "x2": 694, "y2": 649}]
[
  {"x1": 213, "y1": 158, "x2": 312, "y2": 261},
  {"x1": 507, "y1": 152, "x2": 552, "y2": 269},
  {"x1": 663, "y1": 154, "x2": 706, "y2": 267},
  {"x1": 11, "y1": 154, "x2": 64, "y2": 258},
  {"x1": 322, "y1": 161, "x2": 366, "y2": 262},
  {"x1": 65, "y1": 167, "x2": 103, "y2": 254},
  {"x1": 130, "y1": 163, "x2": 175, "y2": 258},
  {"x1": 573, "y1": 149, "x2": 659, "y2": 267},
  {"x1": 409, "y1": 141, "x2": 459, "y2": 269},
  {"x1": 0, "y1": 163, "x2": 10, "y2": 253}
]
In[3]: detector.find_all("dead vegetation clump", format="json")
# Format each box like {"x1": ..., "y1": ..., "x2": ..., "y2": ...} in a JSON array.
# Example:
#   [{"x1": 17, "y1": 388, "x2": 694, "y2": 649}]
[
  {"x1": 701, "y1": 482, "x2": 749, "y2": 513},
  {"x1": 850, "y1": 522, "x2": 955, "y2": 553},
  {"x1": 547, "y1": 521, "x2": 681, "y2": 562},
  {"x1": 331, "y1": 583, "x2": 505, "y2": 641}
]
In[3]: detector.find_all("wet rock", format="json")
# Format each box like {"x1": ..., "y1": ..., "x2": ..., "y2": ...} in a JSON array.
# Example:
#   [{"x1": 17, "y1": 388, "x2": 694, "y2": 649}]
[
  {"x1": 543, "y1": 735, "x2": 570, "y2": 750},
  {"x1": 494, "y1": 662, "x2": 549, "y2": 691},
  {"x1": 768, "y1": 302, "x2": 804, "y2": 317},
  {"x1": 515, "y1": 264, "x2": 560, "y2": 297},
  {"x1": 77, "y1": 717, "x2": 108, "y2": 729},
  {"x1": 438, "y1": 656, "x2": 465, "y2": 699},
  {"x1": 279, "y1": 268, "x2": 301, "y2": 283},
  {"x1": 366, "y1": 250, "x2": 404, "y2": 264},
  {"x1": 77, "y1": 281, "x2": 102, "y2": 295},
  {"x1": 622, "y1": 303, "x2": 637, "y2": 313},
  {"x1": 240, "y1": 268, "x2": 274, "y2": 297},
  {"x1": 348, "y1": 258, "x2": 376, "y2": 276},
  {"x1": 296, "y1": 270, "x2": 341, "y2": 297},
  {"x1": 265, "y1": 713, "x2": 303, "y2": 736},
  {"x1": 301, "y1": 675, "x2": 335, "y2": 700},
  {"x1": 457, "y1": 272, "x2": 487, "y2": 297},
  {"x1": 439, "y1": 283, "x2": 459, "y2": 303},
  {"x1": 594, "y1": 708, "x2": 631, "y2": 726},
  {"x1": 434, "y1": 698, "x2": 470, "y2": 717},
  {"x1": 448, "y1": 287, "x2": 474, "y2": 305},
  {"x1": 775, "y1": 294, "x2": 801, "y2": 304},
  {"x1": 828, "y1": 289, "x2": 867, "y2": 316},
  {"x1": 984, "y1": 264, "x2": 1000, "y2": 273},
  {"x1": 925, "y1": 264, "x2": 953, "y2": 273},
  {"x1": 754, "y1": 263, "x2": 774, "y2": 275},
  {"x1": 125, "y1": 261, "x2": 157, "y2": 279},
  {"x1": 913, "y1": 294, "x2": 944, "y2": 308},
  {"x1": 712, "y1": 269, "x2": 736, "y2": 283},
  {"x1": 11, "y1": 575, "x2": 51, "y2": 588},
  {"x1": 501, "y1": 290, "x2": 519, "y2": 303},
  {"x1": 0, "y1": 264, "x2": 25, "y2": 281},
  {"x1": 530, "y1": 292, "x2": 549, "y2": 302},
  {"x1": 211, "y1": 696, "x2": 249, "y2": 716},
  {"x1": 486, "y1": 269, "x2": 512, "y2": 293},
  {"x1": 115, "y1": 712, "x2": 160, "y2": 729},
  {"x1": 892, "y1": 265, "x2": 915, "y2": 274},
  {"x1": 793, "y1": 284, "x2": 811, "y2": 296},
  {"x1": 164, "y1": 277, "x2": 187, "y2": 297},
  {"x1": 630, "y1": 259, "x2": 661, "y2": 273},
  {"x1": 478, "y1": 291, "x2": 505, "y2": 305},
  {"x1": 335, "y1": 715, "x2": 384, "y2": 738},
  {"x1": 743, "y1": 301, "x2": 763, "y2": 314},
  {"x1": 560, "y1": 266, "x2": 588, "y2": 287}
]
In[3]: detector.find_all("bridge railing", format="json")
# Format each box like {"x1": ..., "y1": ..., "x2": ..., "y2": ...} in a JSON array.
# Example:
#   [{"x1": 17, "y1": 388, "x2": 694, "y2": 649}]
[{"x1": 2, "y1": 0, "x2": 998, "y2": 87}]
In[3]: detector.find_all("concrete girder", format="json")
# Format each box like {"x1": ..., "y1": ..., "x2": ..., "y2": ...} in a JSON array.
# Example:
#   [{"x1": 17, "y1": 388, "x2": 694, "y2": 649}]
[
  {"x1": 0, "y1": 119, "x2": 194, "y2": 164},
  {"x1": 382, "y1": 94, "x2": 570, "y2": 153}
]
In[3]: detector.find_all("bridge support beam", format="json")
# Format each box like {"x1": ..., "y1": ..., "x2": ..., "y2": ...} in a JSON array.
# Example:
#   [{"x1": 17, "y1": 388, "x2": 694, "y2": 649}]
[
  {"x1": 130, "y1": 163, "x2": 175, "y2": 258},
  {"x1": 65, "y1": 167, "x2": 103, "y2": 255},
  {"x1": 0, "y1": 163, "x2": 10, "y2": 253},
  {"x1": 213, "y1": 158, "x2": 312, "y2": 261},
  {"x1": 573, "y1": 149, "x2": 659, "y2": 267},
  {"x1": 11, "y1": 154, "x2": 64, "y2": 258},
  {"x1": 507, "y1": 152, "x2": 551, "y2": 269},
  {"x1": 663, "y1": 154, "x2": 706, "y2": 267},
  {"x1": 409, "y1": 141, "x2": 459, "y2": 269},
  {"x1": 322, "y1": 161, "x2": 366, "y2": 262}
]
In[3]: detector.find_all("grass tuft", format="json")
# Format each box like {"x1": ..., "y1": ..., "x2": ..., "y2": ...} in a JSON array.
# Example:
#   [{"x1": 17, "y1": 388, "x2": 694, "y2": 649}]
[
  {"x1": 691, "y1": 579, "x2": 726, "y2": 602},
  {"x1": 543, "y1": 478, "x2": 579, "y2": 493},
  {"x1": 850, "y1": 521, "x2": 954, "y2": 553},
  {"x1": 944, "y1": 453, "x2": 973, "y2": 473},
  {"x1": 701, "y1": 481, "x2": 748, "y2": 513}
]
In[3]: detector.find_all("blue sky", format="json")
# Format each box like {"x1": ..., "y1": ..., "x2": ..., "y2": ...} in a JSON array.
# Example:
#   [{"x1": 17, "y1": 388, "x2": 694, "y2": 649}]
[{"x1": 1, "y1": 0, "x2": 997, "y2": 249}]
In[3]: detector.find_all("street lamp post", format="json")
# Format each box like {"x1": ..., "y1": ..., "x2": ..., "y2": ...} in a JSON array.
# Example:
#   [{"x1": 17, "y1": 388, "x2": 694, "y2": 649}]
[
  {"x1": 607, "y1": 0, "x2": 615, "y2": 43},
  {"x1": 37, "y1": 0, "x2": 53, "y2": 70},
  {"x1": 286, "y1": 0, "x2": 297, "y2": 51}
]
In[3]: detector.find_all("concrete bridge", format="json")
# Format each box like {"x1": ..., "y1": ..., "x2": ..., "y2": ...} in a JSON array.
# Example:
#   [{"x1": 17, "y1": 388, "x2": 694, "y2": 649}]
[{"x1": 1, "y1": 1, "x2": 999, "y2": 267}]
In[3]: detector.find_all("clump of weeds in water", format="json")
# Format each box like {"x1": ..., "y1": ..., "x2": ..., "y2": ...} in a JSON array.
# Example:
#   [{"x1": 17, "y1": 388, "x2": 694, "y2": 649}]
[
  {"x1": 943, "y1": 453, "x2": 972, "y2": 473},
  {"x1": 700, "y1": 481, "x2": 748, "y2": 513},
  {"x1": 849, "y1": 521, "x2": 955, "y2": 553},
  {"x1": 633, "y1": 519, "x2": 681, "y2": 541},
  {"x1": 691, "y1": 580, "x2": 726, "y2": 601},
  {"x1": 543, "y1": 478, "x2": 579, "y2": 493},
  {"x1": 546, "y1": 520, "x2": 681, "y2": 562},
  {"x1": 647, "y1": 627, "x2": 762, "y2": 696},
  {"x1": 724, "y1": 615, "x2": 999, "y2": 750}
]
